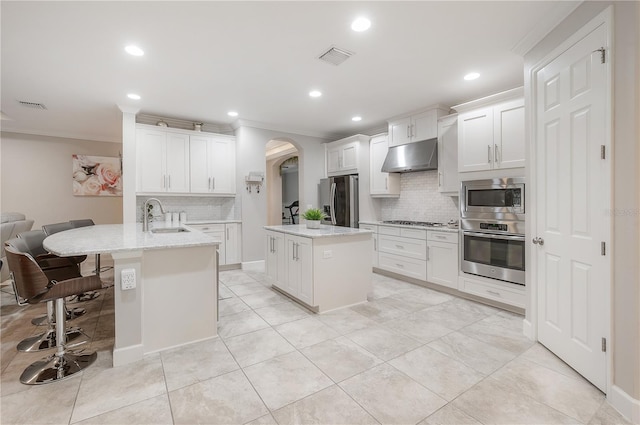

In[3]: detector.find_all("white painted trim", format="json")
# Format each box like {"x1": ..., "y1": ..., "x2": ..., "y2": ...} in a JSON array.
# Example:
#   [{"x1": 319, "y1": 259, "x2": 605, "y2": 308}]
[
  {"x1": 143, "y1": 335, "x2": 218, "y2": 357},
  {"x1": 234, "y1": 118, "x2": 339, "y2": 141},
  {"x1": 0, "y1": 127, "x2": 122, "y2": 144},
  {"x1": 451, "y1": 87, "x2": 524, "y2": 112},
  {"x1": 609, "y1": 385, "x2": 640, "y2": 424},
  {"x1": 522, "y1": 318, "x2": 535, "y2": 341},
  {"x1": 112, "y1": 344, "x2": 144, "y2": 367},
  {"x1": 242, "y1": 260, "x2": 265, "y2": 272},
  {"x1": 527, "y1": 4, "x2": 613, "y2": 396}
]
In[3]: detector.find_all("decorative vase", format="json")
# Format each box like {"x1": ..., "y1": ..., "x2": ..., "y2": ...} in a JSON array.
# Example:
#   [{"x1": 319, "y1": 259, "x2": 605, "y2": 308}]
[{"x1": 306, "y1": 220, "x2": 321, "y2": 229}]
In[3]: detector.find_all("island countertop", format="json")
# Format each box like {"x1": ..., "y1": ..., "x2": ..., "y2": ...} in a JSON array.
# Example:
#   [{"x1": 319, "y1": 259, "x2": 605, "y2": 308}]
[
  {"x1": 43, "y1": 223, "x2": 219, "y2": 256},
  {"x1": 264, "y1": 224, "x2": 372, "y2": 239}
]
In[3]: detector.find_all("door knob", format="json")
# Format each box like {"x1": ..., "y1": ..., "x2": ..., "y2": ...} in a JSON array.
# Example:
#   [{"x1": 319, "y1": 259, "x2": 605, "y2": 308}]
[{"x1": 532, "y1": 237, "x2": 545, "y2": 246}]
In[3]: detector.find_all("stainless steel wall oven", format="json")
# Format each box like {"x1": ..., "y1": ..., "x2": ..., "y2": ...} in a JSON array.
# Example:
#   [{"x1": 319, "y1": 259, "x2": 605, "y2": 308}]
[{"x1": 460, "y1": 178, "x2": 525, "y2": 285}]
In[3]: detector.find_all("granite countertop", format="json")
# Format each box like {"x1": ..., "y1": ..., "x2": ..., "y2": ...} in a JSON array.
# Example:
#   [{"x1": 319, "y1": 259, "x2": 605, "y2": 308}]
[
  {"x1": 359, "y1": 220, "x2": 460, "y2": 233},
  {"x1": 185, "y1": 220, "x2": 242, "y2": 225},
  {"x1": 264, "y1": 224, "x2": 372, "y2": 239},
  {"x1": 43, "y1": 223, "x2": 219, "y2": 256}
]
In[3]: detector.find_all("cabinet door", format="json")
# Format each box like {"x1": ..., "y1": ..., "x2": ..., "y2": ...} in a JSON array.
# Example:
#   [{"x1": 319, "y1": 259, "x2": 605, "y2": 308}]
[
  {"x1": 285, "y1": 236, "x2": 299, "y2": 296},
  {"x1": 326, "y1": 146, "x2": 341, "y2": 174},
  {"x1": 209, "y1": 230, "x2": 226, "y2": 265},
  {"x1": 458, "y1": 107, "x2": 494, "y2": 172},
  {"x1": 359, "y1": 224, "x2": 378, "y2": 268},
  {"x1": 494, "y1": 98, "x2": 525, "y2": 169},
  {"x1": 370, "y1": 136, "x2": 393, "y2": 195},
  {"x1": 340, "y1": 142, "x2": 358, "y2": 172},
  {"x1": 388, "y1": 117, "x2": 411, "y2": 147},
  {"x1": 295, "y1": 237, "x2": 313, "y2": 305},
  {"x1": 210, "y1": 138, "x2": 236, "y2": 195},
  {"x1": 437, "y1": 116, "x2": 459, "y2": 194},
  {"x1": 137, "y1": 128, "x2": 166, "y2": 192},
  {"x1": 189, "y1": 135, "x2": 211, "y2": 193},
  {"x1": 427, "y1": 241, "x2": 458, "y2": 289},
  {"x1": 165, "y1": 133, "x2": 190, "y2": 193},
  {"x1": 225, "y1": 223, "x2": 240, "y2": 265},
  {"x1": 412, "y1": 109, "x2": 438, "y2": 141},
  {"x1": 266, "y1": 231, "x2": 284, "y2": 288}
]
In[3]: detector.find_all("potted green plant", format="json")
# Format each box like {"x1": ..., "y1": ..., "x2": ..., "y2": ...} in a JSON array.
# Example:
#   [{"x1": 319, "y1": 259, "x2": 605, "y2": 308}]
[{"x1": 301, "y1": 208, "x2": 326, "y2": 229}]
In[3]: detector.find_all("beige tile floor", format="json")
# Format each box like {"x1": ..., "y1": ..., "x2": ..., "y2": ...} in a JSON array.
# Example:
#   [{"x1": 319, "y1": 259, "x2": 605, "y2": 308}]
[{"x1": 0, "y1": 263, "x2": 632, "y2": 425}]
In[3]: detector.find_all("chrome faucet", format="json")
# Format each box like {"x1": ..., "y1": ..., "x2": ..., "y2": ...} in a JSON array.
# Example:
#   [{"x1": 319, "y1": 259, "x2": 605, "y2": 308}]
[{"x1": 143, "y1": 198, "x2": 166, "y2": 232}]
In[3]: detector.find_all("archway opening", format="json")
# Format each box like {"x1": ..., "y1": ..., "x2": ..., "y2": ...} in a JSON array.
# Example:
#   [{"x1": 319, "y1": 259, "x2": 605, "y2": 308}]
[{"x1": 265, "y1": 139, "x2": 299, "y2": 226}]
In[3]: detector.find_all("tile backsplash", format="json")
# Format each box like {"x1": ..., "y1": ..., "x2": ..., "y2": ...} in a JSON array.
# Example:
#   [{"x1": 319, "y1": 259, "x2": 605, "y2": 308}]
[
  {"x1": 377, "y1": 170, "x2": 459, "y2": 224},
  {"x1": 135, "y1": 195, "x2": 240, "y2": 222}
]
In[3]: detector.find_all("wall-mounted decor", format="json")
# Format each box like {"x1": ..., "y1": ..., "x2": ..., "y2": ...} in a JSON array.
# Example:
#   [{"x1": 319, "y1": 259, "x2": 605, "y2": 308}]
[{"x1": 72, "y1": 154, "x2": 122, "y2": 196}]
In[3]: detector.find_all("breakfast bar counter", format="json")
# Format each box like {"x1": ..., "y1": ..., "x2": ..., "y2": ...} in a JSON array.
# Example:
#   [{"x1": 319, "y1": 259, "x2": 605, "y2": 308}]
[
  {"x1": 44, "y1": 224, "x2": 219, "y2": 367},
  {"x1": 263, "y1": 224, "x2": 372, "y2": 313}
]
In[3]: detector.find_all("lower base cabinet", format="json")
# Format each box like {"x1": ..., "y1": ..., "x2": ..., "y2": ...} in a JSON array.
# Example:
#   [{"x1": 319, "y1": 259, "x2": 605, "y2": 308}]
[
  {"x1": 458, "y1": 274, "x2": 525, "y2": 309},
  {"x1": 359, "y1": 224, "x2": 378, "y2": 267},
  {"x1": 266, "y1": 230, "x2": 285, "y2": 287},
  {"x1": 285, "y1": 234, "x2": 313, "y2": 305},
  {"x1": 189, "y1": 223, "x2": 241, "y2": 266},
  {"x1": 426, "y1": 231, "x2": 458, "y2": 289}
]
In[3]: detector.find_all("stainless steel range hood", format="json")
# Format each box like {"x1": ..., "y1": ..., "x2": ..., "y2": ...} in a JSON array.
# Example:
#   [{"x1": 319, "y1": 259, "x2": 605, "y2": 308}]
[{"x1": 381, "y1": 138, "x2": 438, "y2": 173}]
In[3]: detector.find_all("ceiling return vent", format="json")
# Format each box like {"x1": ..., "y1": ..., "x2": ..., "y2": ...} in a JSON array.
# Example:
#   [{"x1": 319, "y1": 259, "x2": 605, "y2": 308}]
[
  {"x1": 318, "y1": 46, "x2": 354, "y2": 66},
  {"x1": 18, "y1": 100, "x2": 47, "y2": 110}
]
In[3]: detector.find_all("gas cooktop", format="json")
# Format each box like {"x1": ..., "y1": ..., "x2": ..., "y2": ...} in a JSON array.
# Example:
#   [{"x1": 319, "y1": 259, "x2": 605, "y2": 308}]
[{"x1": 382, "y1": 220, "x2": 445, "y2": 227}]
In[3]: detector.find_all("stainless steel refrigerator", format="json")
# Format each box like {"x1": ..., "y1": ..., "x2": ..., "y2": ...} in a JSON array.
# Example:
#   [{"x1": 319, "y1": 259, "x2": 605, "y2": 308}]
[{"x1": 319, "y1": 175, "x2": 359, "y2": 228}]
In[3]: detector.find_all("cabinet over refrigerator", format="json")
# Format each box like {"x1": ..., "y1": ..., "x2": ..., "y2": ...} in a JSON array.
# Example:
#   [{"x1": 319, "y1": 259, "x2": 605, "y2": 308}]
[{"x1": 319, "y1": 175, "x2": 359, "y2": 228}]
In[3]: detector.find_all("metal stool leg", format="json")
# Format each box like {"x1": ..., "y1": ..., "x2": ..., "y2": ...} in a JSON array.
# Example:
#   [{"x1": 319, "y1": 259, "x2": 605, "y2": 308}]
[{"x1": 18, "y1": 301, "x2": 87, "y2": 352}]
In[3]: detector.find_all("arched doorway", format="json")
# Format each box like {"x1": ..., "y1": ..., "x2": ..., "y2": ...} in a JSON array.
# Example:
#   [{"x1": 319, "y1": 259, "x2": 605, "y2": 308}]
[{"x1": 265, "y1": 139, "x2": 299, "y2": 226}]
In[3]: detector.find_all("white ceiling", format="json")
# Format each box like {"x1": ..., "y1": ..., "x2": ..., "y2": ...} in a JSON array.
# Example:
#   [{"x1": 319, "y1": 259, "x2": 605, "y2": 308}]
[{"x1": 1, "y1": 1, "x2": 579, "y2": 143}]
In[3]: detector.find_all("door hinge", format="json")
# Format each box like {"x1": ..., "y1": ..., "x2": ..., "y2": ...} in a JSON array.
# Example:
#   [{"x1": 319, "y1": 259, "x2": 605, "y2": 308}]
[
  {"x1": 601, "y1": 242, "x2": 606, "y2": 256},
  {"x1": 601, "y1": 145, "x2": 606, "y2": 159},
  {"x1": 593, "y1": 47, "x2": 606, "y2": 64},
  {"x1": 601, "y1": 337, "x2": 607, "y2": 352}
]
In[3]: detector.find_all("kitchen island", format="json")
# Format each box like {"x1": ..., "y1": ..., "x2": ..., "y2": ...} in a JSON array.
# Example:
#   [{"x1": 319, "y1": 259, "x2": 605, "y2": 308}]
[
  {"x1": 44, "y1": 223, "x2": 219, "y2": 366},
  {"x1": 264, "y1": 224, "x2": 372, "y2": 313}
]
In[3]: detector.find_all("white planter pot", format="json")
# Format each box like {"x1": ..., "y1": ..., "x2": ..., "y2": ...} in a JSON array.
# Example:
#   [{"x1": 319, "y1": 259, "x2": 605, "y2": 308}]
[{"x1": 306, "y1": 220, "x2": 321, "y2": 229}]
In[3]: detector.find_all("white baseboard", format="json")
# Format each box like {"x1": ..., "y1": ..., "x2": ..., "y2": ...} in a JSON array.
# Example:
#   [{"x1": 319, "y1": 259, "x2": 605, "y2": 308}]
[
  {"x1": 242, "y1": 260, "x2": 265, "y2": 272},
  {"x1": 609, "y1": 384, "x2": 640, "y2": 423},
  {"x1": 522, "y1": 318, "x2": 535, "y2": 341},
  {"x1": 112, "y1": 344, "x2": 144, "y2": 367}
]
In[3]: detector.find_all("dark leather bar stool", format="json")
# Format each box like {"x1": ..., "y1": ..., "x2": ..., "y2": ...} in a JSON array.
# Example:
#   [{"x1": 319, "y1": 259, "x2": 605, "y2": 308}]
[{"x1": 5, "y1": 245, "x2": 105, "y2": 384}]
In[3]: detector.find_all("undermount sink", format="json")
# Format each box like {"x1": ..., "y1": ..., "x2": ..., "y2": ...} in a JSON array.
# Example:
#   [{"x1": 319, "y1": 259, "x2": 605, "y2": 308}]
[{"x1": 151, "y1": 227, "x2": 190, "y2": 234}]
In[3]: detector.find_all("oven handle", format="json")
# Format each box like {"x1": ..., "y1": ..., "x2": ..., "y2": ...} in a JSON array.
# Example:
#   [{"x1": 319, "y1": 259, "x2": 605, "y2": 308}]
[{"x1": 463, "y1": 231, "x2": 525, "y2": 241}]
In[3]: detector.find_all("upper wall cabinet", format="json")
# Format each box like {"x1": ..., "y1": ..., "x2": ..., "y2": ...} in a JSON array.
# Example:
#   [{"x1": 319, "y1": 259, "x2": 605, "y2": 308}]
[
  {"x1": 137, "y1": 127, "x2": 190, "y2": 193},
  {"x1": 388, "y1": 106, "x2": 450, "y2": 147},
  {"x1": 190, "y1": 135, "x2": 236, "y2": 195},
  {"x1": 369, "y1": 134, "x2": 400, "y2": 197},
  {"x1": 455, "y1": 88, "x2": 525, "y2": 173},
  {"x1": 437, "y1": 114, "x2": 459, "y2": 195},
  {"x1": 136, "y1": 124, "x2": 236, "y2": 195},
  {"x1": 326, "y1": 134, "x2": 369, "y2": 177}
]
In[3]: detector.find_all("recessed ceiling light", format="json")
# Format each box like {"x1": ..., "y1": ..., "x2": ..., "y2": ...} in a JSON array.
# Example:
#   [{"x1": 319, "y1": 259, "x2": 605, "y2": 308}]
[
  {"x1": 227, "y1": 111, "x2": 238, "y2": 117},
  {"x1": 464, "y1": 72, "x2": 480, "y2": 81},
  {"x1": 125, "y1": 45, "x2": 144, "y2": 56},
  {"x1": 127, "y1": 93, "x2": 141, "y2": 100},
  {"x1": 351, "y1": 17, "x2": 371, "y2": 32},
  {"x1": 309, "y1": 90, "x2": 322, "y2": 98},
  {"x1": 352, "y1": 116, "x2": 362, "y2": 122}
]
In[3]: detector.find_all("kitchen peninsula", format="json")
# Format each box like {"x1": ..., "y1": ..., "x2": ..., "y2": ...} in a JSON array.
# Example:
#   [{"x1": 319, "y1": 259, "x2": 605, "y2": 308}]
[
  {"x1": 43, "y1": 223, "x2": 218, "y2": 366},
  {"x1": 264, "y1": 224, "x2": 372, "y2": 313}
]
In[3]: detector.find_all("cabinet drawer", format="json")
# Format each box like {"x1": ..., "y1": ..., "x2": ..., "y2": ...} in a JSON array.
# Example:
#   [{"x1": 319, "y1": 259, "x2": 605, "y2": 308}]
[
  {"x1": 189, "y1": 224, "x2": 225, "y2": 233},
  {"x1": 379, "y1": 252, "x2": 427, "y2": 281},
  {"x1": 359, "y1": 224, "x2": 377, "y2": 233},
  {"x1": 378, "y1": 235, "x2": 426, "y2": 260},
  {"x1": 378, "y1": 225, "x2": 400, "y2": 236},
  {"x1": 400, "y1": 228, "x2": 427, "y2": 240},
  {"x1": 427, "y1": 231, "x2": 458, "y2": 244},
  {"x1": 459, "y1": 276, "x2": 525, "y2": 308}
]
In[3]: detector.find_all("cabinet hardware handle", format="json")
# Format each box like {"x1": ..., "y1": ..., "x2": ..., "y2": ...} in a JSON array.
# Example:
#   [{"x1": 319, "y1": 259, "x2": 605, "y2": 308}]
[
  {"x1": 436, "y1": 235, "x2": 445, "y2": 239},
  {"x1": 226, "y1": 227, "x2": 229, "y2": 240},
  {"x1": 407, "y1": 125, "x2": 411, "y2": 139},
  {"x1": 374, "y1": 238, "x2": 377, "y2": 251},
  {"x1": 494, "y1": 144, "x2": 499, "y2": 163},
  {"x1": 208, "y1": 177, "x2": 211, "y2": 190},
  {"x1": 438, "y1": 172, "x2": 442, "y2": 186},
  {"x1": 427, "y1": 246, "x2": 430, "y2": 260},
  {"x1": 168, "y1": 175, "x2": 171, "y2": 189},
  {"x1": 212, "y1": 177, "x2": 215, "y2": 190},
  {"x1": 163, "y1": 175, "x2": 166, "y2": 189},
  {"x1": 396, "y1": 263, "x2": 404, "y2": 268},
  {"x1": 385, "y1": 177, "x2": 388, "y2": 190},
  {"x1": 395, "y1": 244, "x2": 404, "y2": 249},
  {"x1": 486, "y1": 290, "x2": 501, "y2": 297},
  {"x1": 488, "y1": 145, "x2": 492, "y2": 163}
]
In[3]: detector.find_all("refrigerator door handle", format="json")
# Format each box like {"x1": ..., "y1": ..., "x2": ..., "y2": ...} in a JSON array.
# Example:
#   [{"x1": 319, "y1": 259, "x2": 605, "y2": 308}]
[{"x1": 330, "y1": 182, "x2": 337, "y2": 225}]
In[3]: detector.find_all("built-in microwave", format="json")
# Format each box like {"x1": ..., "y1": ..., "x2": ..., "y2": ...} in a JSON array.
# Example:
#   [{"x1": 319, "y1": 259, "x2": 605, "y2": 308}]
[{"x1": 460, "y1": 178, "x2": 525, "y2": 223}]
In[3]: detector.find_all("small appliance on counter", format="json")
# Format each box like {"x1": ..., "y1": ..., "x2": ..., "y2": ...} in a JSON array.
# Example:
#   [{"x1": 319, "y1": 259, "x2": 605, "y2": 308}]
[{"x1": 319, "y1": 175, "x2": 359, "y2": 228}]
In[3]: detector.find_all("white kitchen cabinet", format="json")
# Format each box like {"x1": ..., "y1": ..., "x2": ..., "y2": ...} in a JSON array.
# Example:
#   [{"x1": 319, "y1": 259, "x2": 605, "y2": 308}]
[
  {"x1": 265, "y1": 230, "x2": 285, "y2": 289},
  {"x1": 327, "y1": 139, "x2": 359, "y2": 176},
  {"x1": 190, "y1": 135, "x2": 236, "y2": 195},
  {"x1": 456, "y1": 91, "x2": 525, "y2": 172},
  {"x1": 459, "y1": 274, "x2": 525, "y2": 309},
  {"x1": 189, "y1": 223, "x2": 241, "y2": 266},
  {"x1": 437, "y1": 115, "x2": 459, "y2": 195},
  {"x1": 359, "y1": 224, "x2": 378, "y2": 267},
  {"x1": 369, "y1": 134, "x2": 400, "y2": 197},
  {"x1": 388, "y1": 106, "x2": 449, "y2": 147},
  {"x1": 285, "y1": 234, "x2": 313, "y2": 305},
  {"x1": 377, "y1": 225, "x2": 427, "y2": 280},
  {"x1": 137, "y1": 128, "x2": 190, "y2": 193},
  {"x1": 426, "y1": 231, "x2": 458, "y2": 289}
]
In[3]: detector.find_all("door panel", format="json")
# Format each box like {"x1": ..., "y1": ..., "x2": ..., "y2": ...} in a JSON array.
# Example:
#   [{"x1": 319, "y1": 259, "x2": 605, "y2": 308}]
[{"x1": 535, "y1": 23, "x2": 609, "y2": 391}]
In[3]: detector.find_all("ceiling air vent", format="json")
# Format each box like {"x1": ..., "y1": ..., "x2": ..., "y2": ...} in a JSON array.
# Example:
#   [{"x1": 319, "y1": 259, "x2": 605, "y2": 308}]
[
  {"x1": 18, "y1": 100, "x2": 47, "y2": 110},
  {"x1": 318, "y1": 46, "x2": 353, "y2": 66}
]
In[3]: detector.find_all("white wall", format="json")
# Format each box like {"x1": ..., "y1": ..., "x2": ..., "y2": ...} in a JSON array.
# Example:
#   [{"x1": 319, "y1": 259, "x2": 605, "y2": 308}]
[
  {"x1": 525, "y1": 1, "x2": 640, "y2": 405},
  {"x1": 0, "y1": 132, "x2": 123, "y2": 228},
  {"x1": 235, "y1": 125, "x2": 328, "y2": 262}
]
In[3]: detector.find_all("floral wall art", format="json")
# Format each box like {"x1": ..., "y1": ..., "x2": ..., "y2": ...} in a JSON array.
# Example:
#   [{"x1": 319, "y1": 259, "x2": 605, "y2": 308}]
[{"x1": 72, "y1": 154, "x2": 122, "y2": 196}]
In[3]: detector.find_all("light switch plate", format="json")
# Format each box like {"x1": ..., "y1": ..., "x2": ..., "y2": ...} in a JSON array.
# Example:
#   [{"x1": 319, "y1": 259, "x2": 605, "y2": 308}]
[{"x1": 121, "y1": 268, "x2": 136, "y2": 290}]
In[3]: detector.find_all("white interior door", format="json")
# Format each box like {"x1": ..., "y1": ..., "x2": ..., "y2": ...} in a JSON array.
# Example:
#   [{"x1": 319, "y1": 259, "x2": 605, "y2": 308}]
[{"x1": 534, "y1": 23, "x2": 609, "y2": 391}]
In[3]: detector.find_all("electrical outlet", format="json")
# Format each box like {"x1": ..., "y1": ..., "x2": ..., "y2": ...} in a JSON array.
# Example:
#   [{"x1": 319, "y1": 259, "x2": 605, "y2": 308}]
[{"x1": 121, "y1": 268, "x2": 136, "y2": 290}]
